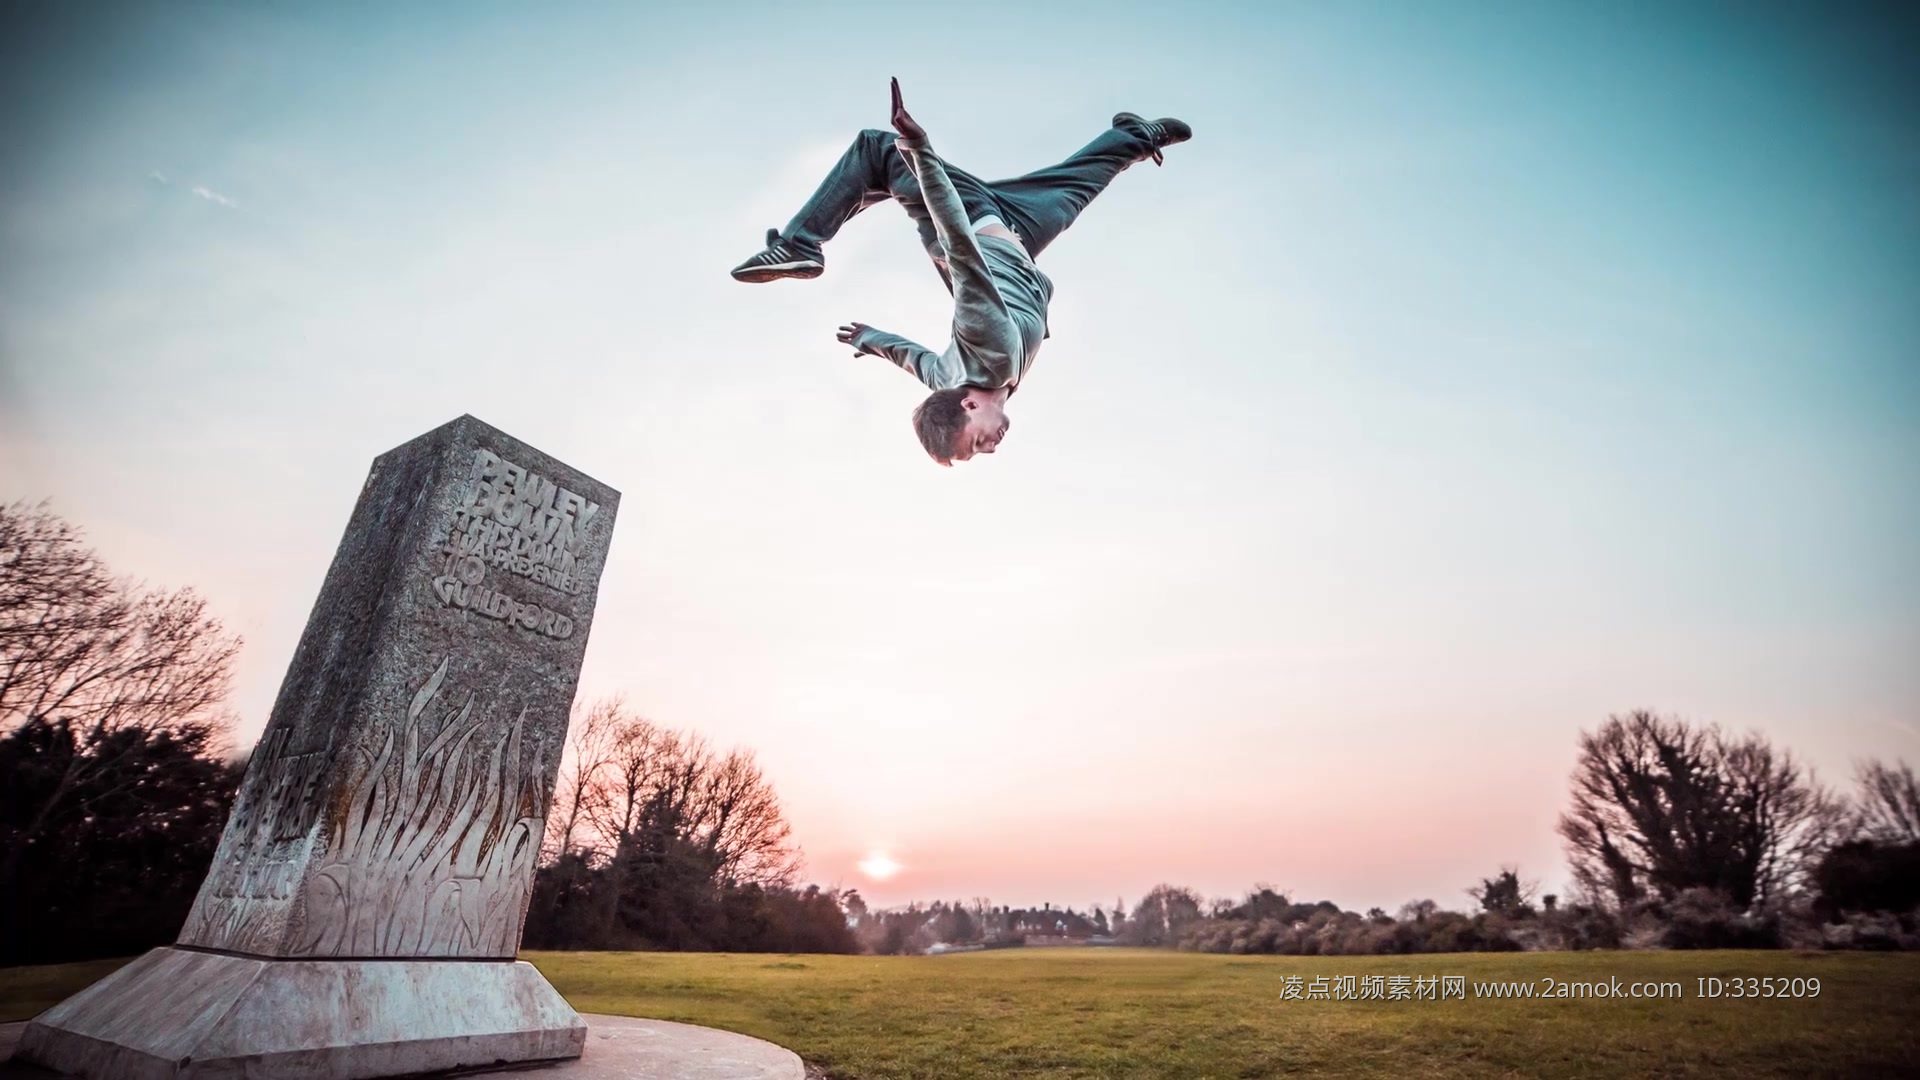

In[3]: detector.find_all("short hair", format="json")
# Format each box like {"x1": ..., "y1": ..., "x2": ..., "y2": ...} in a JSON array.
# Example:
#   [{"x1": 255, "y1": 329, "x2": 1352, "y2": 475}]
[{"x1": 911, "y1": 388, "x2": 971, "y2": 464}]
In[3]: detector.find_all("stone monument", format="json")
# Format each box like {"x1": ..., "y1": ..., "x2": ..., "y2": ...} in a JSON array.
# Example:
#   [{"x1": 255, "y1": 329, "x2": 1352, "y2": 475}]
[{"x1": 19, "y1": 415, "x2": 619, "y2": 1079}]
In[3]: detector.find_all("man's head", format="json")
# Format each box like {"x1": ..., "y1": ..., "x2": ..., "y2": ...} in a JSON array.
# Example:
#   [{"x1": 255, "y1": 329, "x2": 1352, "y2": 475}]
[{"x1": 912, "y1": 386, "x2": 1010, "y2": 466}]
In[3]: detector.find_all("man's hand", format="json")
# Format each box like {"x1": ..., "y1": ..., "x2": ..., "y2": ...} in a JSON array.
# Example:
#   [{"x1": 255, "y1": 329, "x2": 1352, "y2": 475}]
[
  {"x1": 837, "y1": 321, "x2": 872, "y2": 356},
  {"x1": 889, "y1": 77, "x2": 926, "y2": 142}
]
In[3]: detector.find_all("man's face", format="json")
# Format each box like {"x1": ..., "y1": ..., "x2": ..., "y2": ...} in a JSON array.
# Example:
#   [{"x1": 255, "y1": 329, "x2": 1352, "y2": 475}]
[{"x1": 947, "y1": 401, "x2": 1009, "y2": 463}]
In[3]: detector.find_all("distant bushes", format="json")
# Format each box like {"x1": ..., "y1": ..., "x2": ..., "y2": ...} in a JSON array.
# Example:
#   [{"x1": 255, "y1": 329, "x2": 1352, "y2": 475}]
[
  {"x1": 1654, "y1": 888, "x2": 1784, "y2": 950},
  {"x1": 1813, "y1": 841, "x2": 1920, "y2": 921},
  {"x1": 1811, "y1": 913, "x2": 1920, "y2": 951},
  {"x1": 1110, "y1": 883, "x2": 1918, "y2": 957},
  {"x1": 1173, "y1": 899, "x2": 1524, "y2": 957},
  {"x1": 867, "y1": 861, "x2": 1920, "y2": 957}
]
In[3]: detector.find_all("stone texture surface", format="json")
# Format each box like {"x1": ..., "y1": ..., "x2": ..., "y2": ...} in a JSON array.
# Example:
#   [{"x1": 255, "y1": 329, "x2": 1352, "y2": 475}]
[
  {"x1": 16, "y1": 416, "x2": 621, "y2": 1078},
  {"x1": 2, "y1": 1013, "x2": 804, "y2": 1080}
]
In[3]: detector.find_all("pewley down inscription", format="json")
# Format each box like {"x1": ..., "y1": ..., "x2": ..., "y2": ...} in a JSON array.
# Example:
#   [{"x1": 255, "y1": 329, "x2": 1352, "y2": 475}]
[{"x1": 434, "y1": 448, "x2": 601, "y2": 639}]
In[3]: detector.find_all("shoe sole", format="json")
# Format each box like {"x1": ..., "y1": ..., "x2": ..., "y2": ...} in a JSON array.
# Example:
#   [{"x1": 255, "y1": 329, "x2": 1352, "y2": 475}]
[
  {"x1": 1112, "y1": 112, "x2": 1192, "y2": 143},
  {"x1": 731, "y1": 260, "x2": 824, "y2": 283}
]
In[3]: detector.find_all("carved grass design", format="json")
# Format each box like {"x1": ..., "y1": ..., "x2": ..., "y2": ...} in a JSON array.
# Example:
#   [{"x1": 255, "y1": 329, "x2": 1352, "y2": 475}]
[{"x1": 301, "y1": 658, "x2": 548, "y2": 957}]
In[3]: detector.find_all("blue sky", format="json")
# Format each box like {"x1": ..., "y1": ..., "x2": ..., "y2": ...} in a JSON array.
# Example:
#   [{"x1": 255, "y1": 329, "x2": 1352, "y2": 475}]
[{"x1": 3, "y1": 1, "x2": 1916, "y2": 910}]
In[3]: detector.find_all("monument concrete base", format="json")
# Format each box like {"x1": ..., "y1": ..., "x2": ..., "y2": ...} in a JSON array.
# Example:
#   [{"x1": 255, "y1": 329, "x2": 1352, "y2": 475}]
[
  {"x1": 15, "y1": 946, "x2": 587, "y2": 1079},
  {"x1": 6, "y1": 1013, "x2": 805, "y2": 1080}
]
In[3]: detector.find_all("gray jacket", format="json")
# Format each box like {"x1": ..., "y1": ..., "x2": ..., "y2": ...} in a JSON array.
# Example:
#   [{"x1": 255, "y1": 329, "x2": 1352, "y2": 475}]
[{"x1": 851, "y1": 135, "x2": 1054, "y2": 393}]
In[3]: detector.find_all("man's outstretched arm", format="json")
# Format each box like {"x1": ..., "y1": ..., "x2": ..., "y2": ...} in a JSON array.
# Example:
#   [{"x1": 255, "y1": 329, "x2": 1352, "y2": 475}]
[
  {"x1": 839, "y1": 321, "x2": 959, "y2": 390},
  {"x1": 888, "y1": 78, "x2": 994, "y2": 301}
]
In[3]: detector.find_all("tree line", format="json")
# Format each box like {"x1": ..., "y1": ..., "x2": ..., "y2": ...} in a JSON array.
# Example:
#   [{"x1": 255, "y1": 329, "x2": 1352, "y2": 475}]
[
  {"x1": 2, "y1": 500, "x2": 1915, "y2": 965},
  {"x1": 862, "y1": 722, "x2": 1918, "y2": 955}
]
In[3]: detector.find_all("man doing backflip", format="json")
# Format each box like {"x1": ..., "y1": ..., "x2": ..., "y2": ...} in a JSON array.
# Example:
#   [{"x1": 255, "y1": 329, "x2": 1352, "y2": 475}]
[{"x1": 731, "y1": 79, "x2": 1191, "y2": 466}]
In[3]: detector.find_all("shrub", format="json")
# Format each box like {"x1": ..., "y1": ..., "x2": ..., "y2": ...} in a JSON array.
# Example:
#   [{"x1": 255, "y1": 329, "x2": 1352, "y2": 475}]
[
  {"x1": 1657, "y1": 888, "x2": 1782, "y2": 950},
  {"x1": 1814, "y1": 841, "x2": 1920, "y2": 919},
  {"x1": 1546, "y1": 903, "x2": 1624, "y2": 950},
  {"x1": 1819, "y1": 912, "x2": 1918, "y2": 951}
]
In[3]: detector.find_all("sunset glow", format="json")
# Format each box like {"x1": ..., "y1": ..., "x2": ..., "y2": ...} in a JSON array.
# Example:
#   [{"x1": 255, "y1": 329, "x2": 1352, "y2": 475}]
[
  {"x1": 858, "y1": 853, "x2": 902, "y2": 881},
  {"x1": 1, "y1": 2, "x2": 1914, "y2": 918}
]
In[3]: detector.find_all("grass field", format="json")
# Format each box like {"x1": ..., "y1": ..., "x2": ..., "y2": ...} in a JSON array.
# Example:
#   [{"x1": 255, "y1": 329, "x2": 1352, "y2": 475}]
[{"x1": 5, "y1": 948, "x2": 1918, "y2": 1078}]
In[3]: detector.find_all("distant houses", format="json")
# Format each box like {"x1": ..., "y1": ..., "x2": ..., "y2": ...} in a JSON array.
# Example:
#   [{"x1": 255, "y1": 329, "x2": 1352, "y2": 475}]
[
  {"x1": 941, "y1": 906, "x2": 1119, "y2": 952},
  {"x1": 1010, "y1": 904, "x2": 1106, "y2": 945},
  {"x1": 862, "y1": 899, "x2": 1124, "y2": 955}
]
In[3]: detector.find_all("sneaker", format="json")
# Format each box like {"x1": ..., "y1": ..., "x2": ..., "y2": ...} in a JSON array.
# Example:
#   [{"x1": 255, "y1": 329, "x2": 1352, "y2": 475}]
[
  {"x1": 730, "y1": 228, "x2": 824, "y2": 283},
  {"x1": 1112, "y1": 113, "x2": 1193, "y2": 166}
]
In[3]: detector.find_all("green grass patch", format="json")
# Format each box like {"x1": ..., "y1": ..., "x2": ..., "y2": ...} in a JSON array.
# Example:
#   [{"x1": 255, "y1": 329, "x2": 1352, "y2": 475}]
[{"x1": 5, "y1": 949, "x2": 1917, "y2": 1077}]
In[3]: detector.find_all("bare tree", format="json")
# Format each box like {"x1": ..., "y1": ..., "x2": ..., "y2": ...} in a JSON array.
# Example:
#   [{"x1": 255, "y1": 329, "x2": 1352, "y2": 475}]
[
  {"x1": 690, "y1": 746, "x2": 800, "y2": 888},
  {"x1": 1, "y1": 501, "x2": 240, "y2": 891},
  {"x1": 1854, "y1": 758, "x2": 1920, "y2": 843},
  {"x1": 2, "y1": 501, "x2": 237, "y2": 740},
  {"x1": 561, "y1": 696, "x2": 800, "y2": 888},
  {"x1": 540, "y1": 695, "x2": 626, "y2": 863},
  {"x1": 588, "y1": 715, "x2": 694, "y2": 855},
  {"x1": 1557, "y1": 711, "x2": 1840, "y2": 910},
  {"x1": 1724, "y1": 734, "x2": 1848, "y2": 905}
]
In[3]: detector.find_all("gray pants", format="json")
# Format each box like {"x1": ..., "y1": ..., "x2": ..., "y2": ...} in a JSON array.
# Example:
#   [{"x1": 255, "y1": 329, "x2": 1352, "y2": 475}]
[{"x1": 778, "y1": 123, "x2": 1159, "y2": 285}]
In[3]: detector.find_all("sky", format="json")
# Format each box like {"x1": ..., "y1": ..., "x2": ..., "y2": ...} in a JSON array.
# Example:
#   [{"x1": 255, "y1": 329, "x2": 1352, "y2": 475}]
[{"x1": 2, "y1": 0, "x2": 1916, "y2": 914}]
